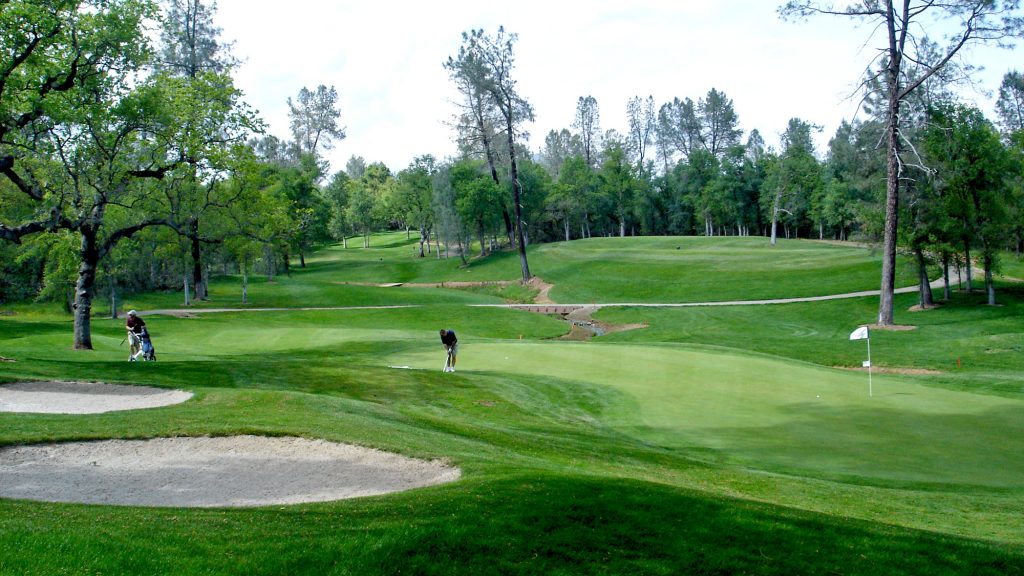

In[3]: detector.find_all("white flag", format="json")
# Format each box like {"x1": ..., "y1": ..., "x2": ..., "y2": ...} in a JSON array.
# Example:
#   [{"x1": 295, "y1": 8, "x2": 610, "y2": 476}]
[
  {"x1": 862, "y1": 360, "x2": 871, "y2": 367},
  {"x1": 849, "y1": 326, "x2": 869, "y2": 341}
]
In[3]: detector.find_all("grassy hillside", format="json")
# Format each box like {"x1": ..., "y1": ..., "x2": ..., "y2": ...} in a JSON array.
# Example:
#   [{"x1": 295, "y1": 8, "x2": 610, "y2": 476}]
[
  {"x1": 101, "y1": 234, "x2": 919, "y2": 312},
  {"x1": 1, "y1": 234, "x2": 1022, "y2": 575}
]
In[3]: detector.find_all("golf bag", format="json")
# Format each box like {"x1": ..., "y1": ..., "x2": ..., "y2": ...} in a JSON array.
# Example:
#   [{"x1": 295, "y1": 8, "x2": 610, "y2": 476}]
[{"x1": 138, "y1": 328, "x2": 156, "y2": 361}]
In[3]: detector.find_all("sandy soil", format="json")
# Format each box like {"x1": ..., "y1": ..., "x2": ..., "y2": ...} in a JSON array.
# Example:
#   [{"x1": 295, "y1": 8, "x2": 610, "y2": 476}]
[
  {"x1": 0, "y1": 381, "x2": 192, "y2": 414},
  {"x1": 0, "y1": 435, "x2": 460, "y2": 507},
  {"x1": 834, "y1": 366, "x2": 943, "y2": 375},
  {"x1": 559, "y1": 306, "x2": 647, "y2": 341}
]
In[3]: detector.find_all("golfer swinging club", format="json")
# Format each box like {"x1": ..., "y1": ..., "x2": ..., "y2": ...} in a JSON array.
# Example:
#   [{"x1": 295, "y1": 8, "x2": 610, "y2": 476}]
[{"x1": 439, "y1": 329, "x2": 458, "y2": 372}]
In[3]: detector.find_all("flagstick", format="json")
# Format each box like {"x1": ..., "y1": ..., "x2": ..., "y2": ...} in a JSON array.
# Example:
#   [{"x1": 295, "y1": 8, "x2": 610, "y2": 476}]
[{"x1": 867, "y1": 336, "x2": 873, "y2": 398}]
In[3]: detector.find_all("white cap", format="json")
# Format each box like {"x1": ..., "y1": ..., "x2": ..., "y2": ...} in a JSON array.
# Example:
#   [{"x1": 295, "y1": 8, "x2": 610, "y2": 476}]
[{"x1": 128, "y1": 310, "x2": 137, "y2": 316}]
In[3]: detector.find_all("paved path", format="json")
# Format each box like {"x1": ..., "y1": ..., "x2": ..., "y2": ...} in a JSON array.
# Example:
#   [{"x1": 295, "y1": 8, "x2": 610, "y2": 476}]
[
  {"x1": 142, "y1": 282, "x2": 946, "y2": 317},
  {"x1": 472, "y1": 284, "x2": 931, "y2": 313}
]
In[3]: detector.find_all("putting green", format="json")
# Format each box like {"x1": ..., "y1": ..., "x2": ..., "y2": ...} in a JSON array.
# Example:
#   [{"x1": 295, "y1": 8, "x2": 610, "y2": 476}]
[{"x1": 394, "y1": 341, "x2": 1024, "y2": 488}]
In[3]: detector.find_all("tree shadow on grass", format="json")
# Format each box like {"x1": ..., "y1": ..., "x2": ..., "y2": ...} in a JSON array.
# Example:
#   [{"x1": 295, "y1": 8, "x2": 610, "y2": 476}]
[
  {"x1": 4, "y1": 475, "x2": 1020, "y2": 575},
  {"x1": 356, "y1": 475, "x2": 1023, "y2": 576}
]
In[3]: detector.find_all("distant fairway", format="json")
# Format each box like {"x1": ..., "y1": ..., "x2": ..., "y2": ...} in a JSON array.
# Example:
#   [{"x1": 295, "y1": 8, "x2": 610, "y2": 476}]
[
  {"x1": 526, "y1": 236, "x2": 920, "y2": 303},
  {"x1": 113, "y1": 234, "x2": 919, "y2": 311},
  {"x1": 396, "y1": 341, "x2": 1024, "y2": 488}
]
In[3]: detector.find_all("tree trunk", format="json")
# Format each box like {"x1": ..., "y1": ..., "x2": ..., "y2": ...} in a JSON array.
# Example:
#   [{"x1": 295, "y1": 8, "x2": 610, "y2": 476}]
[
  {"x1": 770, "y1": 199, "x2": 780, "y2": 247},
  {"x1": 109, "y1": 276, "x2": 118, "y2": 320},
  {"x1": 190, "y1": 219, "x2": 206, "y2": 300},
  {"x1": 72, "y1": 229, "x2": 100, "y2": 350},
  {"x1": 418, "y1": 226, "x2": 426, "y2": 257},
  {"x1": 183, "y1": 275, "x2": 191, "y2": 307},
  {"x1": 241, "y1": 259, "x2": 249, "y2": 305},
  {"x1": 878, "y1": 57, "x2": 902, "y2": 327},
  {"x1": 506, "y1": 123, "x2": 531, "y2": 282},
  {"x1": 478, "y1": 223, "x2": 486, "y2": 257},
  {"x1": 564, "y1": 218, "x2": 570, "y2": 242},
  {"x1": 501, "y1": 207, "x2": 515, "y2": 248},
  {"x1": 265, "y1": 244, "x2": 275, "y2": 282},
  {"x1": 942, "y1": 252, "x2": 951, "y2": 301},
  {"x1": 299, "y1": 251, "x2": 306, "y2": 268},
  {"x1": 984, "y1": 252, "x2": 996, "y2": 305},
  {"x1": 915, "y1": 248, "x2": 933, "y2": 308},
  {"x1": 964, "y1": 240, "x2": 973, "y2": 292},
  {"x1": 619, "y1": 218, "x2": 625, "y2": 238}
]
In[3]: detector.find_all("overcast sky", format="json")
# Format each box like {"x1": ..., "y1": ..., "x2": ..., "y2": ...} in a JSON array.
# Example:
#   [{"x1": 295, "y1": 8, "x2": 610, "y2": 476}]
[{"x1": 212, "y1": 1, "x2": 1020, "y2": 175}]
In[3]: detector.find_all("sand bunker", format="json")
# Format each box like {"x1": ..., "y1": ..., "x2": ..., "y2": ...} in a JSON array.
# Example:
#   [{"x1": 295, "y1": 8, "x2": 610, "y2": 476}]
[
  {"x1": 0, "y1": 435, "x2": 460, "y2": 507},
  {"x1": 0, "y1": 381, "x2": 192, "y2": 414}
]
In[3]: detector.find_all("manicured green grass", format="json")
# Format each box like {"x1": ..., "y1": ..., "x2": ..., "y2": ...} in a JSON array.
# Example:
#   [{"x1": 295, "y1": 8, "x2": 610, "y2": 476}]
[
  {"x1": 393, "y1": 339, "x2": 1024, "y2": 488},
  {"x1": 2, "y1": 476, "x2": 1020, "y2": 576},
  {"x1": 528, "y1": 236, "x2": 919, "y2": 303},
  {"x1": 596, "y1": 285, "x2": 1024, "y2": 399},
  {"x1": 1000, "y1": 251, "x2": 1024, "y2": 280},
  {"x1": 117, "y1": 233, "x2": 918, "y2": 312},
  {"x1": 2, "y1": 235, "x2": 1023, "y2": 574}
]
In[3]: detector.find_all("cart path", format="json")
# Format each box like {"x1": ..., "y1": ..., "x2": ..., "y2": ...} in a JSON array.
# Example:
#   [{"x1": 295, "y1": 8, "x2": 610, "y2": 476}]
[
  {"x1": 474, "y1": 281, "x2": 934, "y2": 313},
  {"x1": 140, "y1": 273, "x2": 966, "y2": 317}
]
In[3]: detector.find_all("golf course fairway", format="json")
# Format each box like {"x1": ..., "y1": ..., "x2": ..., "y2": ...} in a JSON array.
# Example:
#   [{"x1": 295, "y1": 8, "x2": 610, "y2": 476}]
[{"x1": 3, "y1": 234, "x2": 1023, "y2": 573}]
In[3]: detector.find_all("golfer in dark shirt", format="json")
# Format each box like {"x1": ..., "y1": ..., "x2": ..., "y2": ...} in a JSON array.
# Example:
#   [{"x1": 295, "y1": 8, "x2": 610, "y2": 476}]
[
  {"x1": 126, "y1": 310, "x2": 146, "y2": 361},
  {"x1": 439, "y1": 329, "x2": 458, "y2": 372}
]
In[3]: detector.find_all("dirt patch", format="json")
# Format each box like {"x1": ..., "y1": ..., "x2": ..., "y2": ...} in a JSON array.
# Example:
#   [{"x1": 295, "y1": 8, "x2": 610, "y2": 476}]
[
  {"x1": 908, "y1": 303, "x2": 942, "y2": 312},
  {"x1": 866, "y1": 324, "x2": 917, "y2": 331},
  {"x1": 557, "y1": 306, "x2": 647, "y2": 341},
  {"x1": 834, "y1": 366, "x2": 943, "y2": 375},
  {"x1": 0, "y1": 381, "x2": 192, "y2": 414},
  {"x1": 528, "y1": 277, "x2": 556, "y2": 304},
  {"x1": 153, "y1": 310, "x2": 198, "y2": 318},
  {"x1": 0, "y1": 435, "x2": 460, "y2": 507}
]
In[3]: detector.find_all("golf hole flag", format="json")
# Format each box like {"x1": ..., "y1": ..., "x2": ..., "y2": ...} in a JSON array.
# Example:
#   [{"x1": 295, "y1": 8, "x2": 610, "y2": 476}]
[{"x1": 849, "y1": 326, "x2": 872, "y2": 397}]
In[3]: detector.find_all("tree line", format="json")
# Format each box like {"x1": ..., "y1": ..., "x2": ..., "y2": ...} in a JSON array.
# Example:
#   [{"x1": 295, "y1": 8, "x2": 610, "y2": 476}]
[{"x1": 2, "y1": 1, "x2": 1023, "y2": 349}]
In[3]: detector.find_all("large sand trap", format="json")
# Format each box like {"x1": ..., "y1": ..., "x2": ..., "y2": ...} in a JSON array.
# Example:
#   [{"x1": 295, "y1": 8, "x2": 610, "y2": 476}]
[
  {"x1": 0, "y1": 381, "x2": 192, "y2": 414},
  {"x1": 0, "y1": 435, "x2": 460, "y2": 507}
]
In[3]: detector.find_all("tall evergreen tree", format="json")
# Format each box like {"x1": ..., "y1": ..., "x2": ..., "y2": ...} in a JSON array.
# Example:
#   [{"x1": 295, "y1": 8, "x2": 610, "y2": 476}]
[
  {"x1": 288, "y1": 85, "x2": 345, "y2": 161},
  {"x1": 573, "y1": 96, "x2": 602, "y2": 169},
  {"x1": 780, "y1": 0, "x2": 1024, "y2": 325},
  {"x1": 996, "y1": 70, "x2": 1024, "y2": 136},
  {"x1": 452, "y1": 27, "x2": 535, "y2": 282},
  {"x1": 157, "y1": 0, "x2": 243, "y2": 300}
]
